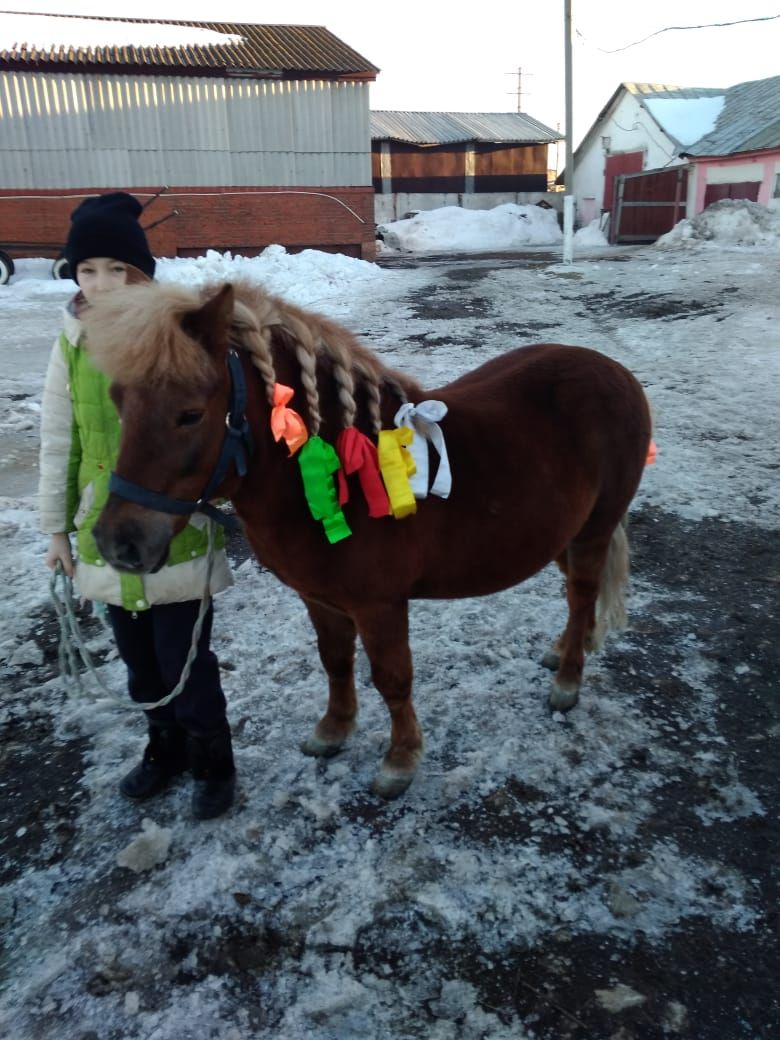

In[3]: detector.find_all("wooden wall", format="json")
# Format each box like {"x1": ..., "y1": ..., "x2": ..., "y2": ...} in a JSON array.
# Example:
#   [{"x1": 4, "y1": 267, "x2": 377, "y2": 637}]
[{"x1": 373, "y1": 142, "x2": 549, "y2": 194}]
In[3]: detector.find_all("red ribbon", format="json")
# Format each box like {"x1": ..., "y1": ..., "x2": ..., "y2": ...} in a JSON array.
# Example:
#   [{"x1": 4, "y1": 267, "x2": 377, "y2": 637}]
[{"x1": 336, "y1": 428, "x2": 391, "y2": 518}]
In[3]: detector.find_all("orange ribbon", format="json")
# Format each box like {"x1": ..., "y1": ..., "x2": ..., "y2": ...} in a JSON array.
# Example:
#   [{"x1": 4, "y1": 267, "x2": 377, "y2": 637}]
[{"x1": 270, "y1": 383, "x2": 308, "y2": 456}]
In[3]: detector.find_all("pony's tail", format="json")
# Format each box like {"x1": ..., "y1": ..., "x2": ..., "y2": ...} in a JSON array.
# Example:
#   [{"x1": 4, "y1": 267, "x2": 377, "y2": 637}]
[{"x1": 591, "y1": 518, "x2": 629, "y2": 651}]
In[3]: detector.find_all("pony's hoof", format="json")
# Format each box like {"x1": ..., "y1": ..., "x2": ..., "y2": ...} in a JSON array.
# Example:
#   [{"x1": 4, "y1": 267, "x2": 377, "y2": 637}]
[
  {"x1": 300, "y1": 719, "x2": 356, "y2": 758},
  {"x1": 300, "y1": 734, "x2": 345, "y2": 758},
  {"x1": 548, "y1": 682, "x2": 579, "y2": 712},
  {"x1": 371, "y1": 766, "x2": 416, "y2": 800},
  {"x1": 541, "y1": 648, "x2": 561, "y2": 672}
]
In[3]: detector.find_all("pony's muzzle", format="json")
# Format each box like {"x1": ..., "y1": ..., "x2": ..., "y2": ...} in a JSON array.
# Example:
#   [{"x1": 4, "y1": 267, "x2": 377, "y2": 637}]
[{"x1": 93, "y1": 499, "x2": 173, "y2": 574}]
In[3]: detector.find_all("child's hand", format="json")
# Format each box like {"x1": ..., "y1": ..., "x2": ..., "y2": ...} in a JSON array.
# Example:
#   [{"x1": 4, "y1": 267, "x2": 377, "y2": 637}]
[{"x1": 46, "y1": 533, "x2": 74, "y2": 577}]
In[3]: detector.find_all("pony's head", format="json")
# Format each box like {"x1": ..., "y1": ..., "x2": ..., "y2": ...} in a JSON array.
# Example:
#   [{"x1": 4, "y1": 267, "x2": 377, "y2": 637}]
[
  {"x1": 84, "y1": 277, "x2": 423, "y2": 574},
  {"x1": 85, "y1": 281, "x2": 238, "y2": 573}
]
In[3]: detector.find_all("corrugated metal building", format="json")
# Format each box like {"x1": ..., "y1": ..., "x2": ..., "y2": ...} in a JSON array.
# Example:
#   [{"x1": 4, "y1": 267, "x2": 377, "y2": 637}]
[
  {"x1": 0, "y1": 12, "x2": 379, "y2": 264},
  {"x1": 371, "y1": 110, "x2": 562, "y2": 223}
]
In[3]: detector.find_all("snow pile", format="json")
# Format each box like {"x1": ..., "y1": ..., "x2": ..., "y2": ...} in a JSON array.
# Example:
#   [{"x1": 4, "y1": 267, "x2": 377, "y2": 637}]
[
  {"x1": 2, "y1": 245, "x2": 385, "y2": 311},
  {"x1": 116, "y1": 818, "x2": 173, "y2": 873},
  {"x1": 575, "y1": 219, "x2": 610, "y2": 247},
  {"x1": 378, "y1": 202, "x2": 563, "y2": 252},
  {"x1": 155, "y1": 245, "x2": 385, "y2": 309},
  {"x1": 657, "y1": 199, "x2": 780, "y2": 249}
]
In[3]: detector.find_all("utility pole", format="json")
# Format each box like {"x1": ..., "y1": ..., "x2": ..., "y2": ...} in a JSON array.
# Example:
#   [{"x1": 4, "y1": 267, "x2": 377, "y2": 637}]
[
  {"x1": 562, "y1": 0, "x2": 574, "y2": 264},
  {"x1": 507, "y1": 66, "x2": 532, "y2": 113}
]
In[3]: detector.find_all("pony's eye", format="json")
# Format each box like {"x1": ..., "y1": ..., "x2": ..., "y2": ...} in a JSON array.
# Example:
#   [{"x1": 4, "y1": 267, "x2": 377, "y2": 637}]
[{"x1": 176, "y1": 410, "x2": 204, "y2": 427}]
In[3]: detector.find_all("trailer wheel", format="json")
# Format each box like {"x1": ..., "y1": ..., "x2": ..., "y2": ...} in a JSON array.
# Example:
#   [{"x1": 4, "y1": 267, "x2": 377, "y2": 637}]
[
  {"x1": 0, "y1": 250, "x2": 14, "y2": 286},
  {"x1": 51, "y1": 255, "x2": 72, "y2": 281}
]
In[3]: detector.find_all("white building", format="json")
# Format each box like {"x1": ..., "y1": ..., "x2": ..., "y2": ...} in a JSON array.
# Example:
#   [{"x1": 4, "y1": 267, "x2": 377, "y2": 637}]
[{"x1": 566, "y1": 83, "x2": 725, "y2": 228}]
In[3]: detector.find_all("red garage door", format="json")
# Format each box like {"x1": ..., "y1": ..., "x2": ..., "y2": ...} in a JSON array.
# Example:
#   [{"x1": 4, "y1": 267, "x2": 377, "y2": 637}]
[{"x1": 703, "y1": 182, "x2": 760, "y2": 206}]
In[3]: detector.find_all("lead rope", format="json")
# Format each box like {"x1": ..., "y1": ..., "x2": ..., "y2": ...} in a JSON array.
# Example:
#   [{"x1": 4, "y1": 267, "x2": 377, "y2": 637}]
[{"x1": 49, "y1": 520, "x2": 217, "y2": 711}]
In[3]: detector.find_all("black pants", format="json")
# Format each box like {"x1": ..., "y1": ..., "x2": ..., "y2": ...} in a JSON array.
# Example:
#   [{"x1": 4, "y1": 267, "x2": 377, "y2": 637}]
[{"x1": 107, "y1": 600, "x2": 227, "y2": 734}]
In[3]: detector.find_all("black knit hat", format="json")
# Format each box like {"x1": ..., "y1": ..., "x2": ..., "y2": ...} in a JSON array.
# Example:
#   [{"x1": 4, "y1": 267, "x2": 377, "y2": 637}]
[{"x1": 64, "y1": 192, "x2": 155, "y2": 282}]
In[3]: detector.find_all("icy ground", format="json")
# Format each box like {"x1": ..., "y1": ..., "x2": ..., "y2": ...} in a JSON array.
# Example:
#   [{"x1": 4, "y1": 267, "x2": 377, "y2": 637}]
[{"x1": 0, "y1": 201, "x2": 778, "y2": 1038}]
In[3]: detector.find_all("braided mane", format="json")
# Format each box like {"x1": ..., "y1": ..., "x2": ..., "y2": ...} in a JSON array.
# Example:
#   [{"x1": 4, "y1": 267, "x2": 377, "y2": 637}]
[
  {"x1": 83, "y1": 279, "x2": 423, "y2": 437},
  {"x1": 226, "y1": 281, "x2": 419, "y2": 435}
]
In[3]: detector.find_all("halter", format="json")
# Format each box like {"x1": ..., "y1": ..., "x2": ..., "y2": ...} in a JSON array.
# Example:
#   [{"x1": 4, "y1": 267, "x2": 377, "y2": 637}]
[{"x1": 108, "y1": 350, "x2": 252, "y2": 533}]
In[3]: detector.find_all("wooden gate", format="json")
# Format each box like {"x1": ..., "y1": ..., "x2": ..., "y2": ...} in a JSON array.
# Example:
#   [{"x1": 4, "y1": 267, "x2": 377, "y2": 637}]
[{"x1": 611, "y1": 166, "x2": 688, "y2": 244}]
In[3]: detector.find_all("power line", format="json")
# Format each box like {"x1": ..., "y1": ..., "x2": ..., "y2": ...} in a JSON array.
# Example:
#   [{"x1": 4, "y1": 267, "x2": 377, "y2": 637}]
[{"x1": 598, "y1": 13, "x2": 780, "y2": 54}]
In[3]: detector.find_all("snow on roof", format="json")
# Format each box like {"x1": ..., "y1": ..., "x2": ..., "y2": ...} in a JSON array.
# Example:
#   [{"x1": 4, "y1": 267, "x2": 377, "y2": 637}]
[
  {"x1": 643, "y1": 96, "x2": 726, "y2": 147},
  {"x1": 684, "y1": 74, "x2": 780, "y2": 156},
  {"x1": 0, "y1": 12, "x2": 378, "y2": 77},
  {"x1": 0, "y1": 13, "x2": 245, "y2": 51}
]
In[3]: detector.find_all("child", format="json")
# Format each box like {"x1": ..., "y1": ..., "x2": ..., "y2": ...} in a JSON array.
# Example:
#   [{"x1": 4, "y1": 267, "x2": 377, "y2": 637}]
[{"x1": 39, "y1": 192, "x2": 236, "y2": 820}]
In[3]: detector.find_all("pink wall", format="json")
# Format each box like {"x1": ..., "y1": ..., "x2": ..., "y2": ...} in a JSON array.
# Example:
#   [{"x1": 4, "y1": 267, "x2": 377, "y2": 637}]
[{"x1": 691, "y1": 149, "x2": 780, "y2": 214}]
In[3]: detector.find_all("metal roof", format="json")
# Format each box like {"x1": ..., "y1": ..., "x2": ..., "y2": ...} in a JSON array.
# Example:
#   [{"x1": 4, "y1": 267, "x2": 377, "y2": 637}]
[
  {"x1": 370, "y1": 111, "x2": 562, "y2": 145},
  {"x1": 682, "y1": 75, "x2": 780, "y2": 155},
  {"x1": 0, "y1": 12, "x2": 379, "y2": 79}
]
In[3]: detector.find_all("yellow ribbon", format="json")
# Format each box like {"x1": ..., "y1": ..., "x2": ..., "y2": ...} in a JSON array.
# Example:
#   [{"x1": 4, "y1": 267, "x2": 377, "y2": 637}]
[
  {"x1": 270, "y1": 383, "x2": 308, "y2": 456},
  {"x1": 377, "y1": 428, "x2": 417, "y2": 519}
]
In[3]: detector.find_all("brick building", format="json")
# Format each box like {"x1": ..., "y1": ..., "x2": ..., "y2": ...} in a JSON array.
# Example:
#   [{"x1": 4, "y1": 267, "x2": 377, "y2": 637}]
[{"x1": 0, "y1": 12, "x2": 379, "y2": 275}]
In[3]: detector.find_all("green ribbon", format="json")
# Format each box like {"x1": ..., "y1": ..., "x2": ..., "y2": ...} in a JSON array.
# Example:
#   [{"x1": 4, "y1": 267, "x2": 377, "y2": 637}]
[{"x1": 298, "y1": 436, "x2": 352, "y2": 544}]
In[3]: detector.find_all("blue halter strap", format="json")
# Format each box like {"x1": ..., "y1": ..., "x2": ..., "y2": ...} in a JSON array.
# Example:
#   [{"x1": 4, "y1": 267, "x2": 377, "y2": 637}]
[{"x1": 108, "y1": 350, "x2": 253, "y2": 533}]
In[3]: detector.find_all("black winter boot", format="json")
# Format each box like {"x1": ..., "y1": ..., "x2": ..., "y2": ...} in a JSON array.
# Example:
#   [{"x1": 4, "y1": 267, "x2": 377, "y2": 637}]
[
  {"x1": 187, "y1": 722, "x2": 236, "y2": 820},
  {"x1": 119, "y1": 721, "x2": 188, "y2": 800}
]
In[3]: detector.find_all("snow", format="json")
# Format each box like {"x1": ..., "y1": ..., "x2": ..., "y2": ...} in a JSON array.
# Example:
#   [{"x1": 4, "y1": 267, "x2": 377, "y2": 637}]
[
  {"x1": 657, "y1": 197, "x2": 780, "y2": 249},
  {"x1": 378, "y1": 203, "x2": 563, "y2": 253},
  {"x1": 0, "y1": 201, "x2": 778, "y2": 1037},
  {"x1": 0, "y1": 13, "x2": 245, "y2": 50},
  {"x1": 573, "y1": 218, "x2": 610, "y2": 248},
  {"x1": 377, "y1": 203, "x2": 614, "y2": 255},
  {"x1": 644, "y1": 95, "x2": 726, "y2": 147},
  {"x1": 116, "y1": 818, "x2": 173, "y2": 873}
]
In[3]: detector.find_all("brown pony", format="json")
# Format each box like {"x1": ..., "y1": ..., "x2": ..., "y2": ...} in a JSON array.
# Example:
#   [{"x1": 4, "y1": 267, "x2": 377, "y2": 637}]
[{"x1": 85, "y1": 280, "x2": 652, "y2": 798}]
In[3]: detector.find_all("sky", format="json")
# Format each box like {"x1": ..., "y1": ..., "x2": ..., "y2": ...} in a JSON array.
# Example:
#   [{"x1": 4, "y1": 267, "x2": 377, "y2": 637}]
[
  {"x1": 1, "y1": 1, "x2": 779, "y2": 147},
  {"x1": 0, "y1": 202, "x2": 777, "y2": 1036}
]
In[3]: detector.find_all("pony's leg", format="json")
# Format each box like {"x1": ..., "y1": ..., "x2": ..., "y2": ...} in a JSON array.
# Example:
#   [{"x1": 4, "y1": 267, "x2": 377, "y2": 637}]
[
  {"x1": 300, "y1": 599, "x2": 358, "y2": 758},
  {"x1": 549, "y1": 534, "x2": 613, "y2": 712},
  {"x1": 354, "y1": 602, "x2": 423, "y2": 800},
  {"x1": 541, "y1": 551, "x2": 569, "y2": 671}
]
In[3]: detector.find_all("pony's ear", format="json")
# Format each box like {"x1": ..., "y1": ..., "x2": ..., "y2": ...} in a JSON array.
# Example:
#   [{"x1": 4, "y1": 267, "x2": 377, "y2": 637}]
[{"x1": 181, "y1": 284, "x2": 235, "y2": 357}]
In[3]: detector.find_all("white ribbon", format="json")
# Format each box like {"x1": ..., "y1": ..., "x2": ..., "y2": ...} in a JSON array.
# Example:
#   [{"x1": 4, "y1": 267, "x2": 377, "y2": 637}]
[{"x1": 394, "y1": 400, "x2": 452, "y2": 499}]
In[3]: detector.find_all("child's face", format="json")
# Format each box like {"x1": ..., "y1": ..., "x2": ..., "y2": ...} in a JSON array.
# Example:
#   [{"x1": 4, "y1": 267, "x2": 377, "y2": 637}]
[{"x1": 76, "y1": 257, "x2": 129, "y2": 301}]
